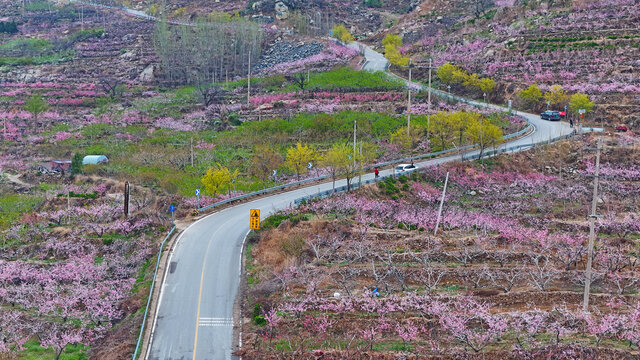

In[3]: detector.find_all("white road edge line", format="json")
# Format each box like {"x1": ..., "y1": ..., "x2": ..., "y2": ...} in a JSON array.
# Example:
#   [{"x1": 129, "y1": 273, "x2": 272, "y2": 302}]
[
  {"x1": 145, "y1": 205, "x2": 238, "y2": 360},
  {"x1": 238, "y1": 228, "x2": 251, "y2": 360}
]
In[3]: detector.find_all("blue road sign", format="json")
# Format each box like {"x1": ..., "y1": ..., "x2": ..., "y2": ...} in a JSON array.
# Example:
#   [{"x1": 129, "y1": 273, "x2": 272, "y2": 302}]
[
  {"x1": 195, "y1": 189, "x2": 200, "y2": 196},
  {"x1": 272, "y1": 169, "x2": 277, "y2": 176},
  {"x1": 308, "y1": 162, "x2": 313, "y2": 169},
  {"x1": 170, "y1": 205, "x2": 175, "y2": 212}
]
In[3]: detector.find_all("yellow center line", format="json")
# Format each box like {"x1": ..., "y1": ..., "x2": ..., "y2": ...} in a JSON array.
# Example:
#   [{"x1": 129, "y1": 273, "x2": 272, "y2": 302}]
[{"x1": 192, "y1": 217, "x2": 236, "y2": 360}]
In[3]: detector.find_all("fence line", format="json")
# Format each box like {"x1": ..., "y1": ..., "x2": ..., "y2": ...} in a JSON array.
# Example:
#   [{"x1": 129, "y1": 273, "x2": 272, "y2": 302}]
[
  {"x1": 132, "y1": 225, "x2": 176, "y2": 360},
  {"x1": 198, "y1": 110, "x2": 533, "y2": 213}
]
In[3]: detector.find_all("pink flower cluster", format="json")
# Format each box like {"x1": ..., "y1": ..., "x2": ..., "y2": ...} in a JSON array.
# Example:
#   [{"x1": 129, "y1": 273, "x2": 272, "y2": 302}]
[{"x1": 154, "y1": 117, "x2": 194, "y2": 131}]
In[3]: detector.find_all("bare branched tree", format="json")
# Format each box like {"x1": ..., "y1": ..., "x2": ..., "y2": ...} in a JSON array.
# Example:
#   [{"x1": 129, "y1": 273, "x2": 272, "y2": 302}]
[
  {"x1": 526, "y1": 254, "x2": 556, "y2": 291},
  {"x1": 487, "y1": 263, "x2": 524, "y2": 293},
  {"x1": 99, "y1": 77, "x2": 121, "y2": 99},
  {"x1": 287, "y1": 72, "x2": 309, "y2": 91}
]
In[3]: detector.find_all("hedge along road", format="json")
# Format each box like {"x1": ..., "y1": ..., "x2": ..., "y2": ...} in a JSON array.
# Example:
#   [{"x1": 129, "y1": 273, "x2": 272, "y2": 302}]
[
  {"x1": 65, "y1": 3, "x2": 570, "y2": 359},
  {"x1": 146, "y1": 59, "x2": 573, "y2": 360}
]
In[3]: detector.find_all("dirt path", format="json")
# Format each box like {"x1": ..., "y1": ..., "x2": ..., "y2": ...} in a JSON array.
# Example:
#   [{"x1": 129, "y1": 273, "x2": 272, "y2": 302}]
[{"x1": 3, "y1": 173, "x2": 32, "y2": 188}]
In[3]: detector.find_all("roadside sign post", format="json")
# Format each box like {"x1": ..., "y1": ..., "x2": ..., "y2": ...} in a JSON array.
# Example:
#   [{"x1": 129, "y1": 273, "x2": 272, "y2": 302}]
[
  {"x1": 272, "y1": 169, "x2": 277, "y2": 185},
  {"x1": 195, "y1": 189, "x2": 200, "y2": 209},
  {"x1": 250, "y1": 209, "x2": 261, "y2": 230},
  {"x1": 579, "y1": 109, "x2": 586, "y2": 135},
  {"x1": 170, "y1": 204, "x2": 175, "y2": 222},
  {"x1": 508, "y1": 99, "x2": 512, "y2": 111}
]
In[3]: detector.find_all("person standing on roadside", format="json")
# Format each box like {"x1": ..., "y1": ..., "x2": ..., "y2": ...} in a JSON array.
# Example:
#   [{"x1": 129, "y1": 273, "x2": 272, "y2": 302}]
[{"x1": 374, "y1": 167, "x2": 379, "y2": 178}]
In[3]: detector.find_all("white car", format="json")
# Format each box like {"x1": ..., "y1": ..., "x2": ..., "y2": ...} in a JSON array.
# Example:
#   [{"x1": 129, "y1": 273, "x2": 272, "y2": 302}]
[{"x1": 394, "y1": 163, "x2": 417, "y2": 175}]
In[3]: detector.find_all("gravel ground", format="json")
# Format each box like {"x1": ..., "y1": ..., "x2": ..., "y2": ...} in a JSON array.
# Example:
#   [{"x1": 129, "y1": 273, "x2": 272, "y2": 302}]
[{"x1": 253, "y1": 41, "x2": 324, "y2": 73}]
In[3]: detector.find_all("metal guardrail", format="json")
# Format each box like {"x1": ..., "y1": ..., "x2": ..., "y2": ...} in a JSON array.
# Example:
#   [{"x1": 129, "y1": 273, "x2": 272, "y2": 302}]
[
  {"x1": 462, "y1": 130, "x2": 576, "y2": 161},
  {"x1": 196, "y1": 119, "x2": 531, "y2": 213},
  {"x1": 133, "y1": 225, "x2": 176, "y2": 360},
  {"x1": 197, "y1": 101, "x2": 533, "y2": 213},
  {"x1": 295, "y1": 130, "x2": 576, "y2": 205}
]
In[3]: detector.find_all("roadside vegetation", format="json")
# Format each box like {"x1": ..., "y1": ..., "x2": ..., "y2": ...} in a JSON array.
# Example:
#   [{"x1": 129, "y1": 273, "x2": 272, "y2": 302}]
[{"x1": 241, "y1": 134, "x2": 640, "y2": 358}]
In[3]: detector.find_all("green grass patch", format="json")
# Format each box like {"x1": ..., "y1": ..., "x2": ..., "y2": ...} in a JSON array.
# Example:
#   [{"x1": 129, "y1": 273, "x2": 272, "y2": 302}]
[
  {"x1": 303, "y1": 67, "x2": 404, "y2": 92},
  {"x1": 0, "y1": 194, "x2": 42, "y2": 230},
  {"x1": 0, "y1": 38, "x2": 52, "y2": 52},
  {"x1": 19, "y1": 338, "x2": 88, "y2": 360},
  {"x1": 131, "y1": 258, "x2": 153, "y2": 296}
]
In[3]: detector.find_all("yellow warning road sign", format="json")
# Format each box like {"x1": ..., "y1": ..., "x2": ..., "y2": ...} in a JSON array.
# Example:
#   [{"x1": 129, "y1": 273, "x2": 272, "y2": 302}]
[{"x1": 250, "y1": 209, "x2": 261, "y2": 230}]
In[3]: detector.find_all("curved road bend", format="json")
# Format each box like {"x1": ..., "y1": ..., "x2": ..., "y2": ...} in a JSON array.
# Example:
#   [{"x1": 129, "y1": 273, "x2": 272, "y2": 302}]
[
  {"x1": 147, "y1": 77, "x2": 572, "y2": 360},
  {"x1": 65, "y1": 5, "x2": 572, "y2": 356},
  {"x1": 148, "y1": 110, "x2": 570, "y2": 360}
]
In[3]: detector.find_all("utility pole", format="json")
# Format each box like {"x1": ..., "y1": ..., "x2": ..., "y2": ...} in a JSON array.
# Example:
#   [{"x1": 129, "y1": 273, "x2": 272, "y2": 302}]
[
  {"x1": 353, "y1": 120, "x2": 357, "y2": 169},
  {"x1": 434, "y1": 172, "x2": 449, "y2": 235},
  {"x1": 358, "y1": 141, "x2": 363, "y2": 188},
  {"x1": 67, "y1": 190, "x2": 71, "y2": 225},
  {"x1": 247, "y1": 50, "x2": 251, "y2": 105},
  {"x1": 124, "y1": 181, "x2": 130, "y2": 218},
  {"x1": 583, "y1": 136, "x2": 602, "y2": 312},
  {"x1": 407, "y1": 58, "x2": 412, "y2": 136},
  {"x1": 190, "y1": 137, "x2": 194, "y2": 167},
  {"x1": 427, "y1": 58, "x2": 432, "y2": 135}
]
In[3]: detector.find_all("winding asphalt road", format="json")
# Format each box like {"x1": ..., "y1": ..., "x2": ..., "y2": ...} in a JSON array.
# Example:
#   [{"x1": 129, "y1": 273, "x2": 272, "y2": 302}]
[
  {"x1": 69, "y1": 3, "x2": 572, "y2": 357},
  {"x1": 61, "y1": 5, "x2": 575, "y2": 360},
  {"x1": 146, "y1": 49, "x2": 573, "y2": 360}
]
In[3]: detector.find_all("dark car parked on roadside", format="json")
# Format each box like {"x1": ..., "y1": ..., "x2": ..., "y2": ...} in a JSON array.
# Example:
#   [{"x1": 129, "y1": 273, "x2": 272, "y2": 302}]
[{"x1": 541, "y1": 110, "x2": 561, "y2": 121}]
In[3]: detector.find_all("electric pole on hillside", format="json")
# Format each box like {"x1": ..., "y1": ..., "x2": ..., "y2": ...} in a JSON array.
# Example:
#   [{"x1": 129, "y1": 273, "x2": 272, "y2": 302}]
[
  {"x1": 427, "y1": 58, "x2": 433, "y2": 135},
  {"x1": 434, "y1": 171, "x2": 449, "y2": 235},
  {"x1": 583, "y1": 136, "x2": 603, "y2": 312},
  {"x1": 407, "y1": 58, "x2": 412, "y2": 136},
  {"x1": 247, "y1": 50, "x2": 251, "y2": 105},
  {"x1": 124, "y1": 181, "x2": 130, "y2": 218},
  {"x1": 190, "y1": 137, "x2": 194, "y2": 167}
]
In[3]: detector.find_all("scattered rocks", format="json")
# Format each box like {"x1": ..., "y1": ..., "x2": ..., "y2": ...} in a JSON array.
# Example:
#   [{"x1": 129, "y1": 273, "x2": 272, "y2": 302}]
[
  {"x1": 138, "y1": 64, "x2": 155, "y2": 82},
  {"x1": 253, "y1": 41, "x2": 324, "y2": 73},
  {"x1": 17, "y1": 68, "x2": 42, "y2": 83}
]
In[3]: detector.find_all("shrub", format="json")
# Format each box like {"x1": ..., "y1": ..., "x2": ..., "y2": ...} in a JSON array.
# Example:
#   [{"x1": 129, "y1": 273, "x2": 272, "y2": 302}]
[
  {"x1": 331, "y1": 25, "x2": 354, "y2": 44},
  {"x1": 518, "y1": 83, "x2": 542, "y2": 107},
  {"x1": 253, "y1": 303, "x2": 266, "y2": 326},
  {"x1": 364, "y1": 0, "x2": 383, "y2": 7},
  {"x1": 0, "y1": 21, "x2": 18, "y2": 34}
]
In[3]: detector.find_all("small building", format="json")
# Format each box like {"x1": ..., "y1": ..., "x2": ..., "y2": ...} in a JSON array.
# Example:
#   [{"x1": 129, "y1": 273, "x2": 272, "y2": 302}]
[
  {"x1": 46, "y1": 160, "x2": 71, "y2": 173},
  {"x1": 82, "y1": 155, "x2": 109, "y2": 165}
]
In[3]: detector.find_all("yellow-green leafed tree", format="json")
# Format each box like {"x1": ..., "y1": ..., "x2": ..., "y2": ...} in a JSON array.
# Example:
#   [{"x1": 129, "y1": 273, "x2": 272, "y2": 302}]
[
  {"x1": 332, "y1": 25, "x2": 354, "y2": 44},
  {"x1": 437, "y1": 63, "x2": 458, "y2": 85},
  {"x1": 479, "y1": 78, "x2": 496, "y2": 94},
  {"x1": 518, "y1": 83, "x2": 543, "y2": 108},
  {"x1": 390, "y1": 126, "x2": 422, "y2": 154},
  {"x1": 382, "y1": 34, "x2": 402, "y2": 47},
  {"x1": 456, "y1": 112, "x2": 480, "y2": 146},
  {"x1": 285, "y1": 142, "x2": 315, "y2": 181},
  {"x1": 382, "y1": 34, "x2": 409, "y2": 67},
  {"x1": 24, "y1": 95, "x2": 48, "y2": 121},
  {"x1": 466, "y1": 120, "x2": 503, "y2": 159},
  {"x1": 451, "y1": 67, "x2": 469, "y2": 85},
  {"x1": 463, "y1": 73, "x2": 482, "y2": 92},
  {"x1": 321, "y1": 143, "x2": 351, "y2": 191},
  {"x1": 569, "y1": 92, "x2": 594, "y2": 114},
  {"x1": 544, "y1": 85, "x2": 569, "y2": 107},
  {"x1": 250, "y1": 144, "x2": 283, "y2": 187},
  {"x1": 430, "y1": 112, "x2": 458, "y2": 151},
  {"x1": 202, "y1": 164, "x2": 238, "y2": 195}
]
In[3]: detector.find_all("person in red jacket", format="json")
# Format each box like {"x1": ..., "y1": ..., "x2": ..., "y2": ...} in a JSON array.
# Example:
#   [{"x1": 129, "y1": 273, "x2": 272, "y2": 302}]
[{"x1": 374, "y1": 167, "x2": 379, "y2": 178}]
